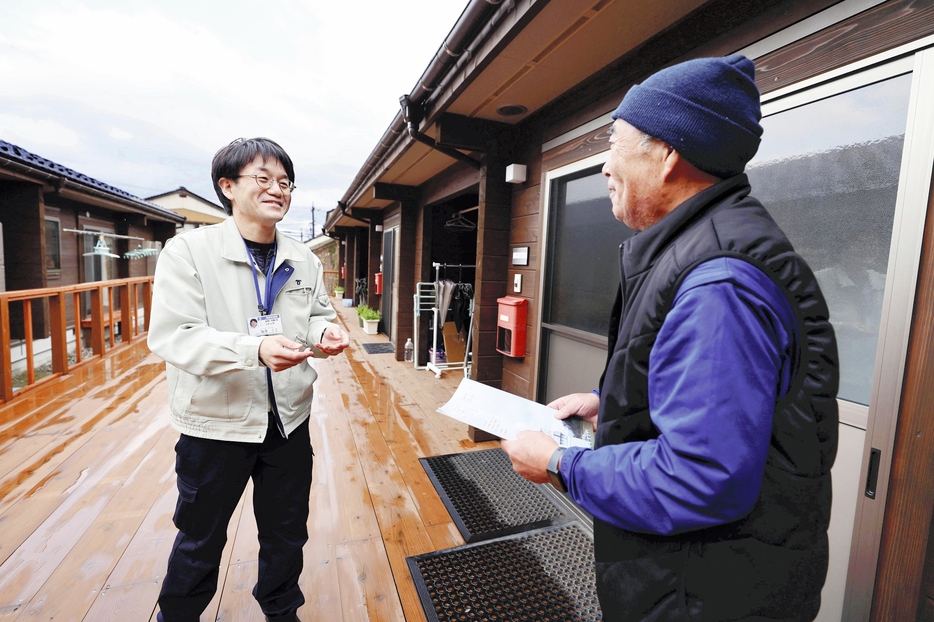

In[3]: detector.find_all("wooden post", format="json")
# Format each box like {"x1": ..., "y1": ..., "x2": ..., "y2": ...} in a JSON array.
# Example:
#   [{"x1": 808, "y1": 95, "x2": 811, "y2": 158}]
[
  {"x1": 0, "y1": 296, "x2": 12, "y2": 402},
  {"x1": 24, "y1": 299, "x2": 35, "y2": 386},
  {"x1": 471, "y1": 153, "x2": 512, "y2": 390},
  {"x1": 142, "y1": 279, "x2": 153, "y2": 334},
  {"x1": 367, "y1": 218, "x2": 383, "y2": 310},
  {"x1": 119, "y1": 283, "x2": 131, "y2": 343},
  {"x1": 73, "y1": 291, "x2": 83, "y2": 363},
  {"x1": 395, "y1": 197, "x2": 418, "y2": 360},
  {"x1": 90, "y1": 287, "x2": 105, "y2": 356},
  {"x1": 107, "y1": 287, "x2": 115, "y2": 348},
  {"x1": 49, "y1": 292, "x2": 69, "y2": 375}
]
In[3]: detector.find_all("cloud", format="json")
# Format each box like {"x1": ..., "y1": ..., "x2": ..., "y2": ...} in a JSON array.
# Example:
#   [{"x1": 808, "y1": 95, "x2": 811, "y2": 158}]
[
  {"x1": 109, "y1": 127, "x2": 133, "y2": 141},
  {"x1": 0, "y1": 0, "x2": 467, "y2": 210},
  {"x1": 0, "y1": 114, "x2": 80, "y2": 148}
]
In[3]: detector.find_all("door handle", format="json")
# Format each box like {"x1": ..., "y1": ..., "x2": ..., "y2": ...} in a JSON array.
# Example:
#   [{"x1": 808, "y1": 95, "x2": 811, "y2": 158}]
[{"x1": 865, "y1": 448, "x2": 882, "y2": 499}]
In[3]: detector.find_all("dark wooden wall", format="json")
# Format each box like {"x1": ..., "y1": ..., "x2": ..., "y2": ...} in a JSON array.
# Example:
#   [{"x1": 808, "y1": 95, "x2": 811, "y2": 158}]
[
  {"x1": 42, "y1": 206, "x2": 80, "y2": 286},
  {"x1": 0, "y1": 182, "x2": 46, "y2": 293},
  {"x1": 755, "y1": 0, "x2": 934, "y2": 95},
  {"x1": 367, "y1": 216, "x2": 382, "y2": 311},
  {"x1": 384, "y1": 202, "x2": 415, "y2": 350},
  {"x1": 0, "y1": 182, "x2": 48, "y2": 338},
  {"x1": 897, "y1": 188, "x2": 934, "y2": 622},
  {"x1": 473, "y1": 153, "x2": 511, "y2": 388}
]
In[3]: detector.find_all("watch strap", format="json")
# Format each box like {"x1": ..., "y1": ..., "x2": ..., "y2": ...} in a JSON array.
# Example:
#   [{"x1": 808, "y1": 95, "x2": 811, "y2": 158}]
[{"x1": 547, "y1": 447, "x2": 567, "y2": 492}]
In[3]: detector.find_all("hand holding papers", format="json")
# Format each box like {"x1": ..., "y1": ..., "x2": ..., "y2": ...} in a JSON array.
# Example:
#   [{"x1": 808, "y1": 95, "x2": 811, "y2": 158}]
[{"x1": 438, "y1": 378, "x2": 593, "y2": 448}]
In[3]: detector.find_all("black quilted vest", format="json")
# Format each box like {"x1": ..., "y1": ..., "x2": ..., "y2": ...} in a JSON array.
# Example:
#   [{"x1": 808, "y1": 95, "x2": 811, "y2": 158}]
[{"x1": 594, "y1": 175, "x2": 839, "y2": 622}]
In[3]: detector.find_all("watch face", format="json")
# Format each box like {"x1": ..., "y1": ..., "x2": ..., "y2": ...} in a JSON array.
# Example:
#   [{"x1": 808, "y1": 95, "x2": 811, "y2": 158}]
[{"x1": 548, "y1": 469, "x2": 566, "y2": 493}]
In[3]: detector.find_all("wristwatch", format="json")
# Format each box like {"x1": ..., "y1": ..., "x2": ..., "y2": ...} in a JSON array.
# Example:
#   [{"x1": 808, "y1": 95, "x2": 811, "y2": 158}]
[{"x1": 547, "y1": 447, "x2": 567, "y2": 493}]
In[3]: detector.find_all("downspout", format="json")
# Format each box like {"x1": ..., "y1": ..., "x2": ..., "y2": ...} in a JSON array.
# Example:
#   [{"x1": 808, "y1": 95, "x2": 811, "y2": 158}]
[
  {"x1": 400, "y1": 95, "x2": 481, "y2": 170},
  {"x1": 338, "y1": 200, "x2": 369, "y2": 225}
]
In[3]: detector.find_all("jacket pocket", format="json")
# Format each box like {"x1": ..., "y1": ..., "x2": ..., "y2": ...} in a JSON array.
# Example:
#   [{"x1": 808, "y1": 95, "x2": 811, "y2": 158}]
[
  {"x1": 284, "y1": 287, "x2": 313, "y2": 303},
  {"x1": 280, "y1": 287, "x2": 314, "y2": 339},
  {"x1": 170, "y1": 369, "x2": 196, "y2": 415},
  {"x1": 186, "y1": 373, "x2": 252, "y2": 422},
  {"x1": 285, "y1": 363, "x2": 316, "y2": 410}
]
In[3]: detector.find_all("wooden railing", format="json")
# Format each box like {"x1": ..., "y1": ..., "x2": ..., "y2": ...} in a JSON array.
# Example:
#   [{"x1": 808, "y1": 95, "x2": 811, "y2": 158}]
[{"x1": 0, "y1": 276, "x2": 153, "y2": 403}]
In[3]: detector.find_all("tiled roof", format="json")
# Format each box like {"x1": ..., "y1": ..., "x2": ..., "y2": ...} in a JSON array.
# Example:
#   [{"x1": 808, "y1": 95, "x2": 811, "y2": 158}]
[{"x1": 0, "y1": 140, "x2": 184, "y2": 222}]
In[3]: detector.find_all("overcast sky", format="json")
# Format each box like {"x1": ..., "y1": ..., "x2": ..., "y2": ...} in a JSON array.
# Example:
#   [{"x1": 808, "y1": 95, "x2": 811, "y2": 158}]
[{"x1": 0, "y1": 0, "x2": 468, "y2": 239}]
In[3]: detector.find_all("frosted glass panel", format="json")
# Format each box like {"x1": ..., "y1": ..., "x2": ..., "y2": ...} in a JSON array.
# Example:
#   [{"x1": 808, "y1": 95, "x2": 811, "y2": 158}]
[
  {"x1": 542, "y1": 332, "x2": 609, "y2": 405},
  {"x1": 547, "y1": 168, "x2": 635, "y2": 335},
  {"x1": 746, "y1": 74, "x2": 912, "y2": 405}
]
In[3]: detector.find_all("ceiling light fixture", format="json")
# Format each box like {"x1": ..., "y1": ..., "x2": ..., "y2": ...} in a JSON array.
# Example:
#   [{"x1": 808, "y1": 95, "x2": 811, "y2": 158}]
[{"x1": 496, "y1": 104, "x2": 528, "y2": 117}]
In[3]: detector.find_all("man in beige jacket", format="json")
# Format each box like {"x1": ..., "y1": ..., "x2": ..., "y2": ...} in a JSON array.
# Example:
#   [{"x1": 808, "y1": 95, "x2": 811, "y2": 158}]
[{"x1": 148, "y1": 137, "x2": 349, "y2": 622}]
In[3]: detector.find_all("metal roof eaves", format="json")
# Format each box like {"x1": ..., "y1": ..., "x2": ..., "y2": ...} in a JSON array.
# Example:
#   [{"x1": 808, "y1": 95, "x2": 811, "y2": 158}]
[{"x1": 0, "y1": 139, "x2": 183, "y2": 222}]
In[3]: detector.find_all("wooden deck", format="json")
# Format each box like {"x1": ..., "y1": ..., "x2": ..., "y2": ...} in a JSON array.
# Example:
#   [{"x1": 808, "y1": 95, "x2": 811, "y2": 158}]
[{"x1": 0, "y1": 302, "x2": 497, "y2": 621}]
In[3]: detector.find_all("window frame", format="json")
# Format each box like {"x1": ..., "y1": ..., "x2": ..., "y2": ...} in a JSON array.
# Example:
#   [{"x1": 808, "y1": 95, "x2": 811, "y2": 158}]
[{"x1": 44, "y1": 217, "x2": 62, "y2": 278}]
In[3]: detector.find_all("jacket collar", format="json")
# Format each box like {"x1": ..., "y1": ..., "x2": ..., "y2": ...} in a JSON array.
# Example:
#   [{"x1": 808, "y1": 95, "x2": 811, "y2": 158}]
[
  {"x1": 220, "y1": 216, "x2": 306, "y2": 268},
  {"x1": 621, "y1": 174, "x2": 751, "y2": 278}
]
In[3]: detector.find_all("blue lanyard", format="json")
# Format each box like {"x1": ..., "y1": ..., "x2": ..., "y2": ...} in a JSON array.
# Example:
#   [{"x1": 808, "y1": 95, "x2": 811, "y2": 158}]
[
  {"x1": 243, "y1": 238, "x2": 287, "y2": 439},
  {"x1": 243, "y1": 238, "x2": 277, "y2": 314}
]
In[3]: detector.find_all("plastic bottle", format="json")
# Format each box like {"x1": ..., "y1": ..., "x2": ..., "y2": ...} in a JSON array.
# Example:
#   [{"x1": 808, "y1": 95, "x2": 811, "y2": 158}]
[{"x1": 404, "y1": 338, "x2": 414, "y2": 363}]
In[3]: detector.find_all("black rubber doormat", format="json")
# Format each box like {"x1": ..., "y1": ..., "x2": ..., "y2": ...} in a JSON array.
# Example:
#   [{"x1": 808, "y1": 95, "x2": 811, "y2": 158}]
[
  {"x1": 407, "y1": 522, "x2": 602, "y2": 622},
  {"x1": 361, "y1": 342, "x2": 395, "y2": 354},
  {"x1": 420, "y1": 448, "x2": 570, "y2": 543}
]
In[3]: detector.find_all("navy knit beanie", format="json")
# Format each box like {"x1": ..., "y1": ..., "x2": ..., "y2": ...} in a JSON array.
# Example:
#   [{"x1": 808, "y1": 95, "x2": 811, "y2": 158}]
[{"x1": 611, "y1": 55, "x2": 763, "y2": 178}]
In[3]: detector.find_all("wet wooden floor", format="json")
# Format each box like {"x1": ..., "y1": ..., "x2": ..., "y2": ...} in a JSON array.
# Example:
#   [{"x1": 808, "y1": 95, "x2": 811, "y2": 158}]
[{"x1": 0, "y1": 302, "x2": 497, "y2": 621}]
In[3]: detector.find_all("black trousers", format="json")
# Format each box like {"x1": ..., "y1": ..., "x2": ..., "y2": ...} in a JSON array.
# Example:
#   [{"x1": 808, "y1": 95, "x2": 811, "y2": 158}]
[{"x1": 157, "y1": 414, "x2": 313, "y2": 621}]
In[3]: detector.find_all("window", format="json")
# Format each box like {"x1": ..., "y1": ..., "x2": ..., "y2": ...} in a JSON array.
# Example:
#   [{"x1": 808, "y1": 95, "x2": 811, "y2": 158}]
[
  {"x1": 746, "y1": 72, "x2": 913, "y2": 406},
  {"x1": 543, "y1": 166, "x2": 635, "y2": 335},
  {"x1": 45, "y1": 218, "x2": 61, "y2": 274},
  {"x1": 538, "y1": 156, "x2": 636, "y2": 403}
]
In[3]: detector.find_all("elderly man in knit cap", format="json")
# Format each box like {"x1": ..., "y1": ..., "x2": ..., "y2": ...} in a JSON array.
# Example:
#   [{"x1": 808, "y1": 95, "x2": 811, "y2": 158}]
[{"x1": 502, "y1": 55, "x2": 839, "y2": 621}]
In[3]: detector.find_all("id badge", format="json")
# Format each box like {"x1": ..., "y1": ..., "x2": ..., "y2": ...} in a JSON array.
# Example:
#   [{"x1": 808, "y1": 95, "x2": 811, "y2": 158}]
[{"x1": 248, "y1": 314, "x2": 283, "y2": 337}]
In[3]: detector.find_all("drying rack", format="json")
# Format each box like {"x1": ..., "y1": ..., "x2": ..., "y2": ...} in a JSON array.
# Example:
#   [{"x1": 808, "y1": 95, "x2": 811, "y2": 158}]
[{"x1": 414, "y1": 263, "x2": 475, "y2": 379}]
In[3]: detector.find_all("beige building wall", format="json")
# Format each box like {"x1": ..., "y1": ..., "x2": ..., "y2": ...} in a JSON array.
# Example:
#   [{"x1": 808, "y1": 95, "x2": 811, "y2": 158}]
[{"x1": 147, "y1": 188, "x2": 227, "y2": 230}]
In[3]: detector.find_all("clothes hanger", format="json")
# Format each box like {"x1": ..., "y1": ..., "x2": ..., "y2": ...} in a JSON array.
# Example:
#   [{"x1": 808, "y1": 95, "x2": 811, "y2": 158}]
[{"x1": 444, "y1": 210, "x2": 477, "y2": 232}]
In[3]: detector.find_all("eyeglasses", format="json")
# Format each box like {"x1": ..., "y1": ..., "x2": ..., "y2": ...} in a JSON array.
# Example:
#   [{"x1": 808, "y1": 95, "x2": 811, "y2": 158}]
[{"x1": 239, "y1": 174, "x2": 296, "y2": 194}]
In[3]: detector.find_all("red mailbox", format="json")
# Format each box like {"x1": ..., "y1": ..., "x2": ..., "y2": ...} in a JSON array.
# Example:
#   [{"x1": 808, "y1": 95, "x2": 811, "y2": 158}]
[
  {"x1": 374, "y1": 272, "x2": 383, "y2": 295},
  {"x1": 340, "y1": 265, "x2": 345, "y2": 279},
  {"x1": 496, "y1": 296, "x2": 527, "y2": 357}
]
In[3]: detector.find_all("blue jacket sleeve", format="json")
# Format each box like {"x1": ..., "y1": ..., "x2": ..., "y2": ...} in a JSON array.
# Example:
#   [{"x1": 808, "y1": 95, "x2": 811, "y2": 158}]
[{"x1": 561, "y1": 257, "x2": 796, "y2": 535}]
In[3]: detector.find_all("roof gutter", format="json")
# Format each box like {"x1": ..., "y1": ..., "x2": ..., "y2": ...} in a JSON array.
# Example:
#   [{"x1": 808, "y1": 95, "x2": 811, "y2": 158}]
[
  {"x1": 0, "y1": 153, "x2": 185, "y2": 223},
  {"x1": 338, "y1": 0, "x2": 503, "y2": 207},
  {"x1": 56, "y1": 180, "x2": 186, "y2": 223}
]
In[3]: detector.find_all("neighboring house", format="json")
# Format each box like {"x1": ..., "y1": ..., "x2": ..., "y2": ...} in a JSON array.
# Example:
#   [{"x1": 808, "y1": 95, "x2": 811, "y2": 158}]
[
  {"x1": 305, "y1": 234, "x2": 340, "y2": 296},
  {"x1": 323, "y1": 0, "x2": 934, "y2": 620},
  {"x1": 0, "y1": 139, "x2": 184, "y2": 338},
  {"x1": 146, "y1": 186, "x2": 227, "y2": 231}
]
